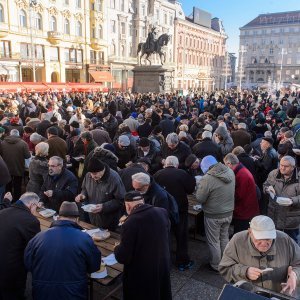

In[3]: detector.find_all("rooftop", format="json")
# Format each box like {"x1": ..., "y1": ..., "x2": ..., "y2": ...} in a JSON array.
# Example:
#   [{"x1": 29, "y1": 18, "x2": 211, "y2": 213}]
[{"x1": 241, "y1": 10, "x2": 300, "y2": 28}]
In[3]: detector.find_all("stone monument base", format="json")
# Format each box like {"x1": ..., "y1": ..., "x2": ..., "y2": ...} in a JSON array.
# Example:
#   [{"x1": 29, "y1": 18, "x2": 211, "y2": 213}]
[{"x1": 132, "y1": 66, "x2": 174, "y2": 93}]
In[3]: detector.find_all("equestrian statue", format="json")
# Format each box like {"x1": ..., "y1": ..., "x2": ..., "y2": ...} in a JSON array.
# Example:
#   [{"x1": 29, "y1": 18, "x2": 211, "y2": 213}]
[{"x1": 137, "y1": 26, "x2": 171, "y2": 66}]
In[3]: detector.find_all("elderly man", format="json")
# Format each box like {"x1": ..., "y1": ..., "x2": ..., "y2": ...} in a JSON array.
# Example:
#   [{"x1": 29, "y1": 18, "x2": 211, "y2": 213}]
[
  {"x1": 25, "y1": 201, "x2": 101, "y2": 300},
  {"x1": 114, "y1": 191, "x2": 171, "y2": 300},
  {"x1": 196, "y1": 155, "x2": 235, "y2": 271},
  {"x1": 154, "y1": 156, "x2": 196, "y2": 271},
  {"x1": 0, "y1": 192, "x2": 40, "y2": 299},
  {"x1": 219, "y1": 215, "x2": 300, "y2": 296},
  {"x1": 224, "y1": 153, "x2": 259, "y2": 233},
  {"x1": 40, "y1": 156, "x2": 78, "y2": 212},
  {"x1": 160, "y1": 132, "x2": 191, "y2": 169},
  {"x1": 46, "y1": 126, "x2": 67, "y2": 160},
  {"x1": 264, "y1": 155, "x2": 300, "y2": 243},
  {"x1": 113, "y1": 135, "x2": 136, "y2": 169},
  {"x1": 76, "y1": 157, "x2": 125, "y2": 230},
  {"x1": 231, "y1": 122, "x2": 251, "y2": 148}
]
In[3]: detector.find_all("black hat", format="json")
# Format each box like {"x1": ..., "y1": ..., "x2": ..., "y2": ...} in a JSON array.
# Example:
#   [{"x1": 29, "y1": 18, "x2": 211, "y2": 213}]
[
  {"x1": 185, "y1": 154, "x2": 198, "y2": 168},
  {"x1": 70, "y1": 121, "x2": 80, "y2": 129},
  {"x1": 87, "y1": 157, "x2": 105, "y2": 172},
  {"x1": 103, "y1": 110, "x2": 110, "y2": 118},
  {"x1": 124, "y1": 191, "x2": 144, "y2": 202},
  {"x1": 24, "y1": 126, "x2": 34, "y2": 134},
  {"x1": 136, "y1": 157, "x2": 151, "y2": 167},
  {"x1": 59, "y1": 201, "x2": 79, "y2": 217},
  {"x1": 262, "y1": 137, "x2": 274, "y2": 145},
  {"x1": 139, "y1": 137, "x2": 150, "y2": 147}
]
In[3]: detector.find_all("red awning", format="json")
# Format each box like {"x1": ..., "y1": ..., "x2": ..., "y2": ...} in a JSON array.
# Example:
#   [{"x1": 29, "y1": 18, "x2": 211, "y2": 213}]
[
  {"x1": 67, "y1": 83, "x2": 103, "y2": 92},
  {"x1": 0, "y1": 82, "x2": 24, "y2": 92},
  {"x1": 45, "y1": 83, "x2": 69, "y2": 91},
  {"x1": 89, "y1": 71, "x2": 114, "y2": 83},
  {"x1": 21, "y1": 82, "x2": 48, "y2": 92}
]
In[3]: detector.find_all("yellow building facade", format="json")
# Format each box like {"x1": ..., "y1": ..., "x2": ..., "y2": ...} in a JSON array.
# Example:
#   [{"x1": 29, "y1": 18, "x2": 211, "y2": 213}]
[{"x1": 0, "y1": 0, "x2": 109, "y2": 83}]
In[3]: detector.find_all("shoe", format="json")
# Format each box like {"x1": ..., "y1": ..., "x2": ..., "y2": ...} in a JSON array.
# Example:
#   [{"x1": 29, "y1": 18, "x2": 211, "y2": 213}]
[{"x1": 178, "y1": 260, "x2": 194, "y2": 271}]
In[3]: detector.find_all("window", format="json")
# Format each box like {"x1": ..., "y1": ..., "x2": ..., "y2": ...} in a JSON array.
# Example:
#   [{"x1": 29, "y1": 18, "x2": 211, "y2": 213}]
[
  {"x1": 64, "y1": 19, "x2": 70, "y2": 34},
  {"x1": 0, "y1": 41, "x2": 10, "y2": 58},
  {"x1": 35, "y1": 13, "x2": 42, "y2": 30},
  {"x1": 170, "y1": 15, "x2": 173, "y2": 26},
  {"x1": 76, "y1": 0, "x2": 81, "y2": 8},
  {"x1": 120, "y1": 0, "x2": 124, "y2": 11},
  {"x1": 65, "y1": 0, "x2": 69, "y2": 4},
  {"x1": 111, "y1": 43, "x2": 116, "y2": 55},
  {"x1": 19, "y1": 9, "x2": 27, "y2": 27},
  {"x1": 91, "y1": 28, "x2": 96, "y2": 38},
  {"x1": 50, "y1": 16, "x2": 57, "y2": 31},
  {"x1": 164, "y1": 13, "x2": 167, "y2": 24},
  {"x1": 270, "y1": 48, "x2": 273, "y2": 54},
  {"x1": 98, "y1": 25, "x2": 103, "y2": 39},
  {"x1": 111, "y1": 0, "x2": 115, "y2": 9},
  {"x1": 121, "y1": 22, "x2": 125, "y2": 34},
  {"x1": 141, "y1": 5, "x2": 145, "y2": 16},
  {"x1": 156, "y1": 9, "x2": 159, "y2": 21},
  {"x1": 76, "y1": 21, "x2": 82, "y2": 36},
  {"x1": 121, "y1": 45, "x2": 125, "y2": 57},
  {"x1": 49, "y1": 47, "x2": 59, "y2": 61},
  {"x1": 0, "y1": 4, "x2": 4, "y2": 23},
  {"x1": 20, "y1": 43, "x2": 44, "y2": 60},
  {"x1": 65, "y1": 48, "x2": 82, "y2": 63},
  {"x1": 111, "y1": 20, "x2": 116, "y2": 33},
  {"x1": 287, "y1": 57, "x2": 292, "y2": 65},
  {"x1": 36, "y1": 45, "x2": 43, "y2": 59}
]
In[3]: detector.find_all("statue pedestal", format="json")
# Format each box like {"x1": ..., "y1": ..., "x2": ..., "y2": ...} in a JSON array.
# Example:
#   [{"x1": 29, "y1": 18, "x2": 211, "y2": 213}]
[{"x1": 132, "y1": 66, "x2": 174, "y2": 93}]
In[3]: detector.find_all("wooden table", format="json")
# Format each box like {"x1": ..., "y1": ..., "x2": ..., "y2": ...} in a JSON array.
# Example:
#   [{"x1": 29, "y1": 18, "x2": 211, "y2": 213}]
[
  {"x1": 188, "y1": 194, "x2": 202, "y2": 239},
  {"x1": 35, "y1": 211, "x2": 124, "y2": 299}
]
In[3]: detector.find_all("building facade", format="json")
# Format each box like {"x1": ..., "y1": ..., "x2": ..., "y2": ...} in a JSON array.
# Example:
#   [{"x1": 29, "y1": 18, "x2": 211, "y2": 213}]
[
  {"x1": 239, "y1": 11, "x2": 300, "y2": 89},
  {"x1": 174, "y1": 12, "x2": 227, "y2": 92},
  {"x1": 106, "y1": 0, "x2": 180, "y2": 91},
  {"x1": 0, "y1": 0, "x2": 110, "y2": 84}
]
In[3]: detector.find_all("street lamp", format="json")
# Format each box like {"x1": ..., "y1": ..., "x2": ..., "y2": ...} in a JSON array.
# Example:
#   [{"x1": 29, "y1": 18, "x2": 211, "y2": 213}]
[
  {"x1": 29, "y1": 0, "x2": 37, "y2": 82},
  {"x1": 224, "y1": 50, "x2": 228, "y2": 90},
  {"x1": 278, "y1": 48, "x2": 287, "y2": 89},
  {"x1": 239, "y1": 45, "x2": 246, "y2": 92}
]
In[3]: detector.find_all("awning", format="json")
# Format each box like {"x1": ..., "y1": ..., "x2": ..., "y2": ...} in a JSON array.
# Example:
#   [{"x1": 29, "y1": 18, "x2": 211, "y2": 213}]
[
  {"x1": 45, "y1": 83, "x2": 69, "y2": 91},
  {"x1": 21, "y1": 82, "x2": 48, "y2": 92},
  {"x1": 67, "y1": 83, "x2": 103, "y2": 92},
  {"x1": 0, "y1": 82, "x2": 23, "y2": 92},
  {"x1": 89, "y1": 71, "x2": 114, "y2": 83}
]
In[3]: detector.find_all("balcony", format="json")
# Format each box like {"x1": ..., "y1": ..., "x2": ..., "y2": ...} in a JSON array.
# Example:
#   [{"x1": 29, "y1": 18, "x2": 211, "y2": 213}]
[
  {"x1": 47, "y1": 31, "x2": 62, "y2": 45},
  {"x1": 0, "y1": 23, "x2": 9, "y2": 38},
  {"x1": 90, "y1": 38, "x2": 107, "y2": 50}
]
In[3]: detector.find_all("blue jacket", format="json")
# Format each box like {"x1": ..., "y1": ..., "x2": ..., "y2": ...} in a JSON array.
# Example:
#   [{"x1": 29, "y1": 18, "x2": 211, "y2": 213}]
[{"x1": 24, "y1": 220, "x2": 101, "y2": 300}]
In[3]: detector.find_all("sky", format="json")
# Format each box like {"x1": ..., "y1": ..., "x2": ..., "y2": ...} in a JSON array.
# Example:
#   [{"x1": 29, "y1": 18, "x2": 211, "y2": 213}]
[{"x1": 182, "y1": 0, "x2": 300, "y2": 54}]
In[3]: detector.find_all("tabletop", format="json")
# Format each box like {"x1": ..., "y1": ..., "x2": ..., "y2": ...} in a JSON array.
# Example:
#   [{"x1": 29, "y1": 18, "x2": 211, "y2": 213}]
[{"x1": 34, "y1": 210, "x2": 124, "y2": 286}]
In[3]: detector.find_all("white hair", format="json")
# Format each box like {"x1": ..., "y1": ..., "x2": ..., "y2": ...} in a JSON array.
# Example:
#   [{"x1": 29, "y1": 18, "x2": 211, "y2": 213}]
[
  {"x1": 281, "y1": 156, "x2": 296, "y2": 167},
  {"x1": 35, "y1": 142, "x2": 49, "y2": 157},
  {"x1": 10, "y1": 129, "x2": 19, "y2": 136},
  {"x1": 166, "y1": 133, "x2": 179, "y2": 145},
  {"x1": 164, "y1": 156, "x2": 179, "y2": 168},
  {"x1": 20, "y1": 192, "x2": 39, "y2": 205},
  {"x1": 132, "y1": 172, "x2": 150, "y2": 186},
  {"x1": 264, "y1": 131, "x2": 272, "y2": 137},
  {"x1": 178, "y1": 131, "x2": 187, "y2": 139},
  {"x1": 238, "y1": 123, "x2": 247, "y2": 129},
  {"x1": 30, "y1": 132, "x2": 43, "y2": 143},
  {"x1": 202, "y1": 131, "x2": 212, "y2": 139}
]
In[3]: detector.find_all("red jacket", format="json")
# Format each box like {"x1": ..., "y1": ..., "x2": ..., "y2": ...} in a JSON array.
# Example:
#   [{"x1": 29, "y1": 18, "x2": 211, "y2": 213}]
[{"x1": 233, "y1": 163, "x2": 259, "y2": 220}]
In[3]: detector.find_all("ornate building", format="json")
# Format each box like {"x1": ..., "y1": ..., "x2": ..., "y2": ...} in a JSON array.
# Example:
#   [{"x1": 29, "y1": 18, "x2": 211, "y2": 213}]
[
  {"x1": 174, "y1": 9, "x2": 227, "y2": 92},
  {"x1": 239, "y1": 11, "x2": 300, "y2": 88},
  {"x1": 0, "y1": 0, "x2": 111, "y2": 84}
]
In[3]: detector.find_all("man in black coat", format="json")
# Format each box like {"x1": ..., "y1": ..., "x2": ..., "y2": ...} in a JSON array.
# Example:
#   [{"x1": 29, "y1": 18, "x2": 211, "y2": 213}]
[
  {"x1": 192, "y1": 130, "x2": 223, "y2": 161},
  {"x1": 40, "y1": 156, "x2": 78, "y2": 212},
  {"x1": 154, "y1": 156, "x2": 196, "y2": 270},
  {"x1": 114, "y1": 191, "x2": 171, "y2": 300},
  {"x1": 0, "y1": 192, "x2": 40, "y2": 299}
]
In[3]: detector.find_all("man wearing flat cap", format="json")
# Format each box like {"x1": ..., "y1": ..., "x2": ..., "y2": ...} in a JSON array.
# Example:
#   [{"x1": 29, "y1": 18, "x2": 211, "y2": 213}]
[
  {"x1": 25, "y1": 201, "x2": 101, "y2": 300},
  {"x1": 219, "y1": 215, "x2": 300, "y2": 296},
  {"x1": 75, "y1": 157, "x2": 125, "y2": 230},
  {"x1": 255, "y1": 136, "x2": 278, "y2": 213},
  {"x1": 114, "y1": 191, "x2": 172, "y2": 300}
]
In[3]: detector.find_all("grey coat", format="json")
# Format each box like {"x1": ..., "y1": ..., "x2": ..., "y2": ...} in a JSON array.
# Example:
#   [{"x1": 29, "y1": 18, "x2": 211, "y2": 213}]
[
  {"x1": 264, "y1": 168, "x2": 300, "y2": 230},
  {"x1": 26, "y1": 156, "x2": 48, "y2": 194},
  {"x1": 81, "y1": 166, "x2": 125, "y2": 230},
  {"x1": 196, "y1": 162, "x2": 235, "y2": 218},
  {"x1": 219, "y1": 230, "x2": 300, "y2": 293}
]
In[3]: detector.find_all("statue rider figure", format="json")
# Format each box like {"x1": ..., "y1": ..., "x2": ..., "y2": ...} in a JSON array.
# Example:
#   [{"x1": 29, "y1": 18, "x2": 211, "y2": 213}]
[{"x1": 145, "y1": 26, "x2": 157, "y2": 52}]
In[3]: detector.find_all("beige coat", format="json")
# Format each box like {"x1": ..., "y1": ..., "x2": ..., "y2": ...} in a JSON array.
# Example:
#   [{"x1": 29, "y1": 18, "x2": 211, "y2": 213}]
[
  {"x1": 264, "y1": 168, "x2": 300, "y2": 229},
  {"x1": 219, "y1": 230, "x2": 300, "y2": 293}
]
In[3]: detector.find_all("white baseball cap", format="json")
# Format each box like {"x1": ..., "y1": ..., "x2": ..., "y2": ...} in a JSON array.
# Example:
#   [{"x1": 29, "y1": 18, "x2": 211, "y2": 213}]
[{"x1": 250, "y1": 216, "x2": 276, "y2": 240}]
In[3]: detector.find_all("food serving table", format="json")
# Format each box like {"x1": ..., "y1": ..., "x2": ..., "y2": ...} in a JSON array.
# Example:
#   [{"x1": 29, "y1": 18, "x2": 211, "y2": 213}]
[{"x1": 34, "y1": 211, "x2": 123, "y2": 299}]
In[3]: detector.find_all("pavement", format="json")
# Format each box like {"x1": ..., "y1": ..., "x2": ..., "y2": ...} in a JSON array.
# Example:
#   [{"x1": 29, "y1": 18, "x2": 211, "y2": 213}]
[{"x1": 92, "y1": 235, "x2": 226, "y2": 300}]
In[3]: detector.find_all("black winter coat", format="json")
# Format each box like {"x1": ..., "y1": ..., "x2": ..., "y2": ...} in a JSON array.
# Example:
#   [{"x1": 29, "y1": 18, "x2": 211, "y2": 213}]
[
  {"x1": 192, "y1": 138, "x2": 223, "y2": 161},
  {"x1": 40, "y1": 168, "x2": 78, "y2": 212},
  {"x1": 0, "y1": 202, "x2": 40, "y2": 289},
  {"x1": 154, "y1": 167, "x2": 196, "y2": 212},
  {"x1": 119, "y1": 164, "x2": 148, "y2": 191},
  {"x1": 114, "y1": 204, "x2": 171, "y2": 300},
  {"x1": 0, "y1": 154, "x2": 11, "y2": 186}
]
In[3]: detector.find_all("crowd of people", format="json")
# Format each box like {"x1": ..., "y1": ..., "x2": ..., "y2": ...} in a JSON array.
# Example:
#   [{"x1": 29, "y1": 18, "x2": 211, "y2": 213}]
[{"x1": 0, "y1": 88, "x2": 300, "y2": 299}]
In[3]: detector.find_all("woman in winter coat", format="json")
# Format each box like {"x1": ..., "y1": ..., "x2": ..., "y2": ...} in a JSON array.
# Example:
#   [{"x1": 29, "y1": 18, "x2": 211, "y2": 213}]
[{"x1": 26, "y1": 142, "x2": 49, "y2": 194}]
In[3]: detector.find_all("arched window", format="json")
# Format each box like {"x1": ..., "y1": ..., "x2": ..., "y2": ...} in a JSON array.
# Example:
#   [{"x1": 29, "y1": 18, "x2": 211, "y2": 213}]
[
  {"x1": 121, "y1": 45, "x2": 125, "y2": 57},
  {"x1": 19, "y1": 9, "x2": 27, "y2": 27},
  {"x1": 76, "y1": 21, "x2": 82, "y2": 36},
  {"x1": 64, "y1": 19, "x2": 70, "y2": 34},
  {"x1": 98, "y1": 25, "x2": 103, "y2": 39},
  {"x1": 76, "y1": 0, "x2": 81, "y2": 8},
  {"x1": 50, "y1": 16, "x2": 57, "y2": 31},
  {"x1": 35, "y1": 13, "x2": 42, "y2": 30},
  {"x1": 0, "y1": 4, "x2": 4, "y2": 23}
]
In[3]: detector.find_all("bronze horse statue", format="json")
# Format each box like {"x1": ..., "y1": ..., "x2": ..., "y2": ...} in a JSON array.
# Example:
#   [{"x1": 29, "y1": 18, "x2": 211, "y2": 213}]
[{"x1": 137, "y1": 34, "x2": 171, "y2": 66}]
